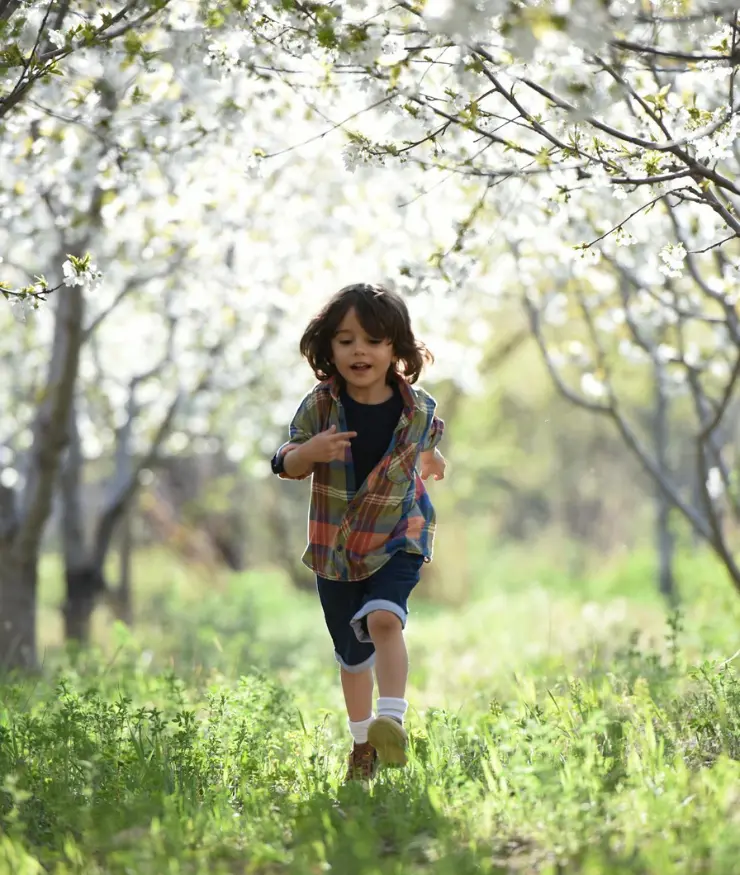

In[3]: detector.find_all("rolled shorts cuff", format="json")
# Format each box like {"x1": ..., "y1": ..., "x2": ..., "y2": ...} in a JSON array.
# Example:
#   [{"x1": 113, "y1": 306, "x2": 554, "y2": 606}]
[
  {"x1": 334, "y1": 650, "x2": 376, "y2": 673},
  {"x1": 350, "y1": 599, "x2": 408, "y2": 644}
]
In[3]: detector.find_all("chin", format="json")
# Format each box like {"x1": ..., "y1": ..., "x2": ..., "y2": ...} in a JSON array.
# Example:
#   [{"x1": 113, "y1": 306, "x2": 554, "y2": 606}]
[{"x1": 344, "y1": 369, "x2": 375, "y2": 382}]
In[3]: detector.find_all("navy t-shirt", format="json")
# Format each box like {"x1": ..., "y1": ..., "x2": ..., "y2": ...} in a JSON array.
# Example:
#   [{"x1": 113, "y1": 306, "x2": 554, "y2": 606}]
[{"x1": 341, "y1": 383, "x2": 403, "y2": 491}]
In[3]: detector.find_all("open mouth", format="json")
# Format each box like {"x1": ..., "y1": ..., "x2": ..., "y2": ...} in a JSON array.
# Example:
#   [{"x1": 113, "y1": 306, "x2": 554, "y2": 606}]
[{"x1": 350, "y1": 363, "x2": 372, "y2": 372}]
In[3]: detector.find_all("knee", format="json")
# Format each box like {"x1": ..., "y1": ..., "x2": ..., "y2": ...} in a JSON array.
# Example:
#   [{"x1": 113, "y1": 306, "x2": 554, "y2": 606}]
[{"x1": 366, "y1": 610, "x2": 402, "y2": 640}]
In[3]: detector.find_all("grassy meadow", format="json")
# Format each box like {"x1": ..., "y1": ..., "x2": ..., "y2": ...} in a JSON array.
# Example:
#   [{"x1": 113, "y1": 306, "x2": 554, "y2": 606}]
[{"x1": 1, "y1": 542, "x2": 739, "y2": 874}]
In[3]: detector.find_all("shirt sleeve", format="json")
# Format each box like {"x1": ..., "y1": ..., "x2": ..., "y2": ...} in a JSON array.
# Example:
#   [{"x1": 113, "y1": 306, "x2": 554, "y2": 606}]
[
  {"x1": 421, "y1": 413, "x2": 445, "y2": 452},
  {"x1": 272, "y1": 390, "x2": 320, "y2": 480}
]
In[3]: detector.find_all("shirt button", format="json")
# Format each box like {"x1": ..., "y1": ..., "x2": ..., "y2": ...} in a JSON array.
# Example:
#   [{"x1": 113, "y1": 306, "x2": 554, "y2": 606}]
[{"x1": 336, "y1": 545, "x2": 344, "y2": 553}]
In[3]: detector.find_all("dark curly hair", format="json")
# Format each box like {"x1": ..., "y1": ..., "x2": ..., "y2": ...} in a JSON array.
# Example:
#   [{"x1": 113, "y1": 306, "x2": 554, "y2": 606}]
[{"x1": 299, "y1": 283, "x2": 433, "y2": 384}]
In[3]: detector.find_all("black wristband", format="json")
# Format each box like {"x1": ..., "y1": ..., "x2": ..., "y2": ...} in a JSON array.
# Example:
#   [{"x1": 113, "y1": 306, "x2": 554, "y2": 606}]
[{"x1": 270, "y1": 452, "x2": 286, "y2": 475}]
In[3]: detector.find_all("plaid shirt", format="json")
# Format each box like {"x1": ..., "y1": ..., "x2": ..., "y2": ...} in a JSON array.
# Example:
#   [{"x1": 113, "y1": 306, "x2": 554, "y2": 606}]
[{"x1": 274, "y1": 375, "x2": 444, "y2": 581}]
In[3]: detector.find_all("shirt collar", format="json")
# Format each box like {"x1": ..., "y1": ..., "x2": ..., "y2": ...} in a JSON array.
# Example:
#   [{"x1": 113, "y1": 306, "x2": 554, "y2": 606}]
[{"x1": 327, "y1": 373, "x2": 415, "y2": 424}]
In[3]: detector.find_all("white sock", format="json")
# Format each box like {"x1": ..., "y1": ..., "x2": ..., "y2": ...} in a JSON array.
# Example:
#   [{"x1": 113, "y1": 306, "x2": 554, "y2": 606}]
[
  {"x1": 348, "y1": 714, "x2": 374, "y2": 744},
  {"x1": 376, "y1": 697, "x2": 408, "y2": 725}
]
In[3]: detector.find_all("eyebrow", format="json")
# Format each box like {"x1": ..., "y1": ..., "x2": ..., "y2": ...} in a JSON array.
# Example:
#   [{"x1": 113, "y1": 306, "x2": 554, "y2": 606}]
[{"x1": 335, "y1": 328, "x2": 353, "y2": 335}]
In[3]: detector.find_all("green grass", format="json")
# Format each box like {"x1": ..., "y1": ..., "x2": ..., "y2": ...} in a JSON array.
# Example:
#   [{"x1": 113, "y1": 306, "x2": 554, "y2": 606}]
[{"x1": 1, "y1": 546, "x2": 740, "y2": 873}]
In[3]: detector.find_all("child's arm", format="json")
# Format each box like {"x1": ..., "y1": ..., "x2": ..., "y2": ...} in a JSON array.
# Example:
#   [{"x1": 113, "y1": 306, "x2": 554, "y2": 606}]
[
  {"x1": 282, "y1": 425, "x2": 356, "y2": 477},
  {"x1": 419, "y1": 447, "x2": 446, "y2": 481},
  {"x1": 272, "y1": 392, "x2": 319, "y2": 481},
  {"x1": 281, "y1": 442, "x2": 315, "y2": 479},
  {"x1": 419, "y1": 412, "x2": 446, "y2": 481},
  {"x1": 272, "y1": 391, "x2": 356, "y2": 480}
]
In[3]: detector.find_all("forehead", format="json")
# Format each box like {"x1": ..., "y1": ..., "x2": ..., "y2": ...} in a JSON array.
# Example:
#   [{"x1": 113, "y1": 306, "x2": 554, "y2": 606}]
[{"x1": 334, "y1": 307, "x2": 365, "y2": 334}]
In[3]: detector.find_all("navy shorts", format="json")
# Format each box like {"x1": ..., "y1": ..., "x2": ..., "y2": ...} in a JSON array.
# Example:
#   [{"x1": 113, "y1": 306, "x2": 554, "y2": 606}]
[{"x1": 316, "y1": 551, "x2": 424, "y2": 673}]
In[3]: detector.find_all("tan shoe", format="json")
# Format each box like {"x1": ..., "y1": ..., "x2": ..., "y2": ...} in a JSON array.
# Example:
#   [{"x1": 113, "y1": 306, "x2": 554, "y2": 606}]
[
  {"x1": 367, "y1": 716, "x2": 408, "y2": 767},
  {"x1": 344, "y1": 741, "x2": 378, "y2": 783}
]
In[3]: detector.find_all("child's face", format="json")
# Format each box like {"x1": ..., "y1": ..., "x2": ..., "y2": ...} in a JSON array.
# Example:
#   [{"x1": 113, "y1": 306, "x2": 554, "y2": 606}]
[{"x1": 330, "y1": 307, "x2": 395, "y2": 390}]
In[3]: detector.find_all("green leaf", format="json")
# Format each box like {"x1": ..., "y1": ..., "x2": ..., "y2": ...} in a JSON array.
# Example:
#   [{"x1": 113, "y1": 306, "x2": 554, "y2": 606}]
[
  {"x1": 123, "y1": 30, "x2": 143, "y2": 56},
  {"x1": 206, "y1": 9, "x2": 226, "y2": 28},
  {"x1": 316, "y1": 23, "x2": 337, "y2": 49},
  {"x1": 535, "y1": 147, "x2": 551, "y2": 168},
  {"x1": 0, "y1": 43, "x2": 26, "y2": 69}
]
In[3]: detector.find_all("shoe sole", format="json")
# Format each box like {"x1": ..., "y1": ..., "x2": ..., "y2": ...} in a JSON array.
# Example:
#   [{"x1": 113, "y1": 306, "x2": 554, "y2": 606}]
[{"x1": 367, "y1": 718, "x2": 408, "y2": 767}]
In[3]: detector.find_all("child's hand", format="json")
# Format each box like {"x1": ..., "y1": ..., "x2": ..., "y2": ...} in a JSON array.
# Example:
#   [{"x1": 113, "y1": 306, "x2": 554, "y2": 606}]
[
  {"x1": 304, "y1": 425, "x2": 357, "y2": 463},
  {"x1": 419, "y1": 448, "x2": 446, "y2": 481}
]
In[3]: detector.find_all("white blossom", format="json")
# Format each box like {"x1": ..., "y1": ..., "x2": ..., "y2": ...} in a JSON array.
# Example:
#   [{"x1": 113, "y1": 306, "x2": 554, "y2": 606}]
[
  {"x1": 244, "y1": 154, "x2": 263, "y2": 179},
  {"x1": 616, "y1": 229, "x2": 638, "y2": 247},
  {"x1": 47, "y1": 29, "x2": 66, "y2": 49},
  {"x1": 706, "y1": 467, "x2": 724, "y2": 501},
  {"x1": 0, "y1": 467, "x2": 19, "y2": 489},
  {"x1": 618, "y1": 338, "x2": 647, "y2": 364},
  {"x1": 342, "y1": 143, "x2": 362, "y2": 172},
  {"x1": 581, "y1": 373, "x2": 606, "y2": 399},
  {"x1": 8, "y1": 296, "x2": 37, "y2": 324},
  {"x1": 62, "y1": 260, "x2": 101, "y2": 290},
  {"x1": 562, "y1": 0, "x2": 612, "y2": 53},
  {"x1": 62, "y1": 260, "x2": 85, "y2": 287},
  {"x1": 659, "y1": 243, "x2": 687, "y2": 278},
  {"x1": 423, "y1": 0, "x2": 505, "y2": 41},
  {"x1": 543, "y1": 292, "x2": 568, "y2": 326}
]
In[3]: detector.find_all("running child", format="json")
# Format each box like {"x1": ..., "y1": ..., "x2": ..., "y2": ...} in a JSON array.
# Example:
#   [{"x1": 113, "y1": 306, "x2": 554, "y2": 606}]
[{"x1": 270, "y1": 283, "x2": 446, "y2": 781}]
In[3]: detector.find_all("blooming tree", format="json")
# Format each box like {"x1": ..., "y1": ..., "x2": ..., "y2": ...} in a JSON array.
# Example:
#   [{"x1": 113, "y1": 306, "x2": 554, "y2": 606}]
[
  {"x1": 0, "y1": 0, "x2": 298, "y2": 667},
  {"x1": 235, "y1": 0, "x2": 740, "y2": 593},
  {"x1": 2, "y1": 0, "x2": 487, "y2": 665}
]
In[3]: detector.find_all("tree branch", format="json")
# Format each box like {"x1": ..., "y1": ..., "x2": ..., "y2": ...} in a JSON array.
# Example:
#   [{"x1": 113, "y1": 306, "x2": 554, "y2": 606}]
[
  {"x1": 699, "y1": 352, "x2": 740, "y2": 444},
  {"x1": 0, "y1": 0, "x2": 23, "y2": 22},
  {"x1": 663, "y1": 200, "x2": 740, "y2": 342},
  {"x1": 583, "y1": 191, "x2": 673, "y2": 248},
  {"x1": 612, "y1": 39, "x2": 740, "y2": 65},
  {"x1": 93, "y1": 389, "x2": 182, "y2": 569},
  {"x1": 521, "y1": 267, "x2": 713, "y2": 540},
  {"x1": 83, "y1": 257, "x2": 185, "y2": 340},
  {"x1": 517, "y1": 76, "x2": 740, "y2": 197},
  {"x1": 0, "y1": 1, "x2": 163, "y2": 123},
  {"x1": 473, "y1": 52, "x2": 578, "y2": 157}
]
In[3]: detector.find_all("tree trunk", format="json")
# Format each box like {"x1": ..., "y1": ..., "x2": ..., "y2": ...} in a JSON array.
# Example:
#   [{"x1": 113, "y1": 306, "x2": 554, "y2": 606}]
[
  {"x1": 60, "y1": 395, "x2": 99, "y2": 644},
  {"x1": 63, "y1": 564, "x2": 105, "y2": 644},
  {"x1": 115, "y1": 500, "x2": 134, "y2": 626},
  {"x1": 2, "y1": 284, "x2": 86, "y2": 669},
  {"x1": 0, "y1": 549, "x2": 38, "y2": 671},
  {"x1": 656, "y1": 490, "x2": 675, "y2": 602},
  {"x1": 653, "y1": 368, "x2": 676, "y2": 603}
]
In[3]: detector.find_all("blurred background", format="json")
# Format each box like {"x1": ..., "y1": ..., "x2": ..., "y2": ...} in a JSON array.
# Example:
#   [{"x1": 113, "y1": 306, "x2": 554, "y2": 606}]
[
  {"x1": 4, "y1": 106, "x2": 739, "y2": 678},
  {"x1": 5, "y1": 7, "x2": 740, "y2": 873},
  {"x1": 2, "y1": 1, "x2": 740, "y2": 686}
]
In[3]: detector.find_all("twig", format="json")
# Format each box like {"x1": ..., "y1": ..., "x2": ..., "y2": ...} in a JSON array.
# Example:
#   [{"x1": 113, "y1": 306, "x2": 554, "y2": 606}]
[
  {"x1": 611, "y1": 40, "x2": 739, "y2": 64},
  {"x1": 583, "y1": 192, "x2": 670, "y2": 248},
  {"x1": 689, "y1": 234, "x2": 737, "y2": 255},
  {"x1": 717, "y1": 647, "x2": 740, "y2": 669}
]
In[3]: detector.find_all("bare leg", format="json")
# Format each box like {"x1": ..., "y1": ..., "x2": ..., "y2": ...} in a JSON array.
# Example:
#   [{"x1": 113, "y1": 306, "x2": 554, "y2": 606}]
[
  {"x1": 340, "y1": 666, "x2": 374, "y2": 722},
  {"x1": 366, "y1": 611, "x2": 408, "y2": 699}
]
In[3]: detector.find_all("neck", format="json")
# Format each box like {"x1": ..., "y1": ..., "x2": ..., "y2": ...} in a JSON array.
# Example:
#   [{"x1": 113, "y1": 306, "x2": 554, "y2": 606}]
[{"x1": 344, "y1": 379, "x2": 394, "y2": 405}]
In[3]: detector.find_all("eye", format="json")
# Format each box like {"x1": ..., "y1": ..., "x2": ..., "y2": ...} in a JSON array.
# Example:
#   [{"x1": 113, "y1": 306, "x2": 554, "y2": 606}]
[
  {"x1": 369, "y1": 338, "x2": 384, "y2": 345},
  {"x1": 337, "y1": 339, "x2": 352, "y2": 346}
]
